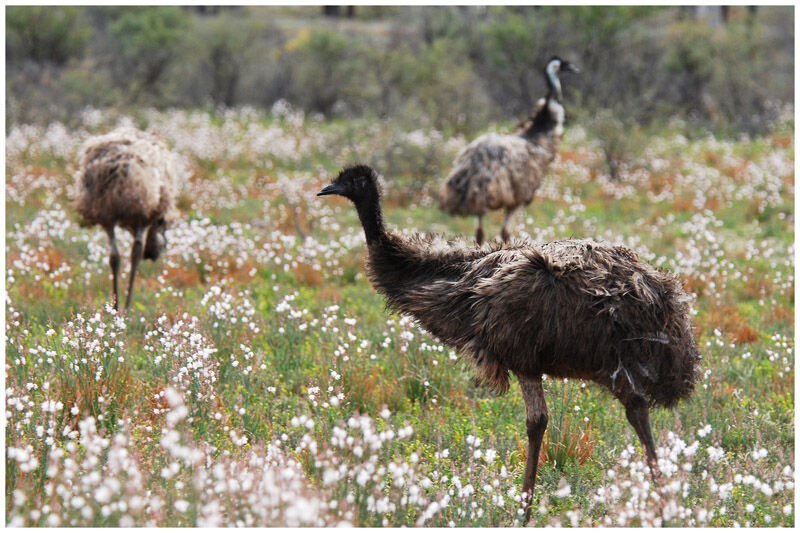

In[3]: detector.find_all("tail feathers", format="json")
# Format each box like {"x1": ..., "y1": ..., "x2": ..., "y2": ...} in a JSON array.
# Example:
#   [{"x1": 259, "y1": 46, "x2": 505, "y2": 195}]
[{"x1": 641, "y1": 338, "x2": 700, "y2": 408}]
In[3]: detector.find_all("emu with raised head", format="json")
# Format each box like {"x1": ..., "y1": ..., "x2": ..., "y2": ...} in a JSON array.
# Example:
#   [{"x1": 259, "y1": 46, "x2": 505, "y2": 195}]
[{"x1": 440, "y1": 56, "x2": 579, "y2": 244}]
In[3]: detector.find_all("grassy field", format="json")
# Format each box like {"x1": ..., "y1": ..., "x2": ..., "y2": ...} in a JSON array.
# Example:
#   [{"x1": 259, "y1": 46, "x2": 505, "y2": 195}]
[{"x1": 4, "y1": 104, "x2": 794, "y2": 526}]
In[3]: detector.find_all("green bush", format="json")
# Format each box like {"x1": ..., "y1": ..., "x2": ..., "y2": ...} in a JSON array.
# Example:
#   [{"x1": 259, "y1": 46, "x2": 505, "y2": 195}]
[
  {"x1": 3, "y1": 6, "x2": 794, "y2": 135},
  {"x1": 5, "y1": 62, "x2": 117, "y2": 126},
  {"x1": 705, "y1": 21, "x2": 787, "y2": 135},
  {"x1": 6, "y1": 6, "x2": 89, "y2": 65},
  {"x1": 665, "y1": 21, "x2": 716, "y2": 119},
  {"x1": 365, "y1": 41, "x2": 419, "y2": 119},
  {"x1": 478, "y1": 10, "x2": 551, "y2": 114},
  {"x1": 286, "y1": 29, "x2": 368, "y2": 115},
  {"x1": 404, "y1": 39, "x2": 494, "y2": 135},
  {"x1": 662, "y1": 18, "x2": 788, "y2": 135},
  {"x1": 59, "y1": 64, "x2": 120, "y2": 113},
  {"x1": 109, "y1": 6, "x2": 189, "y2": 102},
  {"x1": 194, "y1": 14, "x2": 261, "y2": 107},
  {"x1": 581, "y1": 107, "x2": 646, "y2": 181}
]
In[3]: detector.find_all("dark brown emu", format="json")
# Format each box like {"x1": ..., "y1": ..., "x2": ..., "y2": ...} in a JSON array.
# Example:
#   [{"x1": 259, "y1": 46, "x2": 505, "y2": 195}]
[
  {"x1": 75, "y1": 128, "x2": 178, "y2": 312},
  {"x1": 319, "y1": 164, "x2": 701, "y2": 520},
  {"x1": 440, "y1": 57, "x2": 579, "y2": 245}
]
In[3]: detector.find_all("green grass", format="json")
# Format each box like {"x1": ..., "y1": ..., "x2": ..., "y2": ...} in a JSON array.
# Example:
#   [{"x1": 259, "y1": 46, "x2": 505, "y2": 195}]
[{"x1": 4, "y1": 107, "x2": 794, "y2": 526}]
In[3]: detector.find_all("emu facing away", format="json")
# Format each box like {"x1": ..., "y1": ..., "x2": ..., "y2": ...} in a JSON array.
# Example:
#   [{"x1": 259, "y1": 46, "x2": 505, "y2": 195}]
[
  {"x1": 320, "y1": 165, "x2": 701, "y2": 519},
  {"x1": 440, "y1": 57, "x2": 579, "y2": 244},
  {"x1": 75, "y1": 128, "x2": 178, "y2": 311}
]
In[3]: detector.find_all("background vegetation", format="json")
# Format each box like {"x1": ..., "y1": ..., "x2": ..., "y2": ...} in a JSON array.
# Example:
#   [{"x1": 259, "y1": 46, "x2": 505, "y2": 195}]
[{"x1": 6, "y1": 5, "x2": 794, "y2": 137}]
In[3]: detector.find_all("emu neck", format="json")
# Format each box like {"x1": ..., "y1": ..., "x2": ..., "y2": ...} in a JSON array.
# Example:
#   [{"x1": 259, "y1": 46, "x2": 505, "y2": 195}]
[
  {"x1": 519, "y1": 99, "x2": 564, "y2": 141},
  {"x1": 546, "y1": 71, "x2": 563, "y2": 104},
  {"x1": 353, "y1": 190, "x2": 386, "y2": 246}
]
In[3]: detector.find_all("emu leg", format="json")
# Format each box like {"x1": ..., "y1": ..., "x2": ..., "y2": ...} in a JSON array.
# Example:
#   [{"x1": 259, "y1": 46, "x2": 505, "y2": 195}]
[
  {"x1": 105, "y1": 227, "x2": 121, "y2": 311},
  {"x1": 624, "y1": 395, "x2": 661, "y2": 481},
  {"x1": 500, "y1": 205, "x2": 521, "y2": 243},
  {"x1": 518, "y1": 374, "x2": 548, "y2": 522},
  {"x1": 475, "y1": 215, "x2": 485, "y2": 245},
  {"x1": 124, "y1": 228, "x2": 146, "y2": 312}
]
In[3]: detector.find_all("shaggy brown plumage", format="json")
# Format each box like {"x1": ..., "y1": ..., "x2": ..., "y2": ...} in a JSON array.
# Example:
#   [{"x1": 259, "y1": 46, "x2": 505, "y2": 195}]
[
  {"x1": 440, "y1": 57, "x2": 578, "y2": 244},
  {"x1": 74, "y1": 128, "x2": 179, "y2": 311},
  {"x1": 320, "y1": 164, "x2": 701, "y2": 521}
]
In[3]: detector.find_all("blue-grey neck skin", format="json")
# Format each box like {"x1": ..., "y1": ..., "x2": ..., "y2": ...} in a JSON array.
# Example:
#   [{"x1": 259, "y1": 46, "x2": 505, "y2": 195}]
[{"x1": 546, "y1": 59, "x2": 563, "y2": 103}]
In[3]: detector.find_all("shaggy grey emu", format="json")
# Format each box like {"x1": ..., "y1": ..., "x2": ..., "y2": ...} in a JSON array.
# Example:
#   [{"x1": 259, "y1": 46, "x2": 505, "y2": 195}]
[
  {"x1": 320, "y1": 165, "x2": 701, "y2": 520},
  {"x1": 440, "y1": 56, "x2": 579, "y2": 244},
  {"x1": 75, "y1": 128, "x2": 178, "y2": 311}
]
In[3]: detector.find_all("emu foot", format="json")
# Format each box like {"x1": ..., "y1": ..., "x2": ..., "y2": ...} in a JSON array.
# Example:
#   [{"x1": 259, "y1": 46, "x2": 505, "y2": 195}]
[
  {"x1": 647, "y1": 457, "x2": 662, "y2": 484},
  {"x1": 520, "y1": 490, "x2": 534, "y2": 524}
]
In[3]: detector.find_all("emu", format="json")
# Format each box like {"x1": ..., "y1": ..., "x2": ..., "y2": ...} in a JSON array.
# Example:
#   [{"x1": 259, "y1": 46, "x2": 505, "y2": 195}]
[
  {"x1": 75, "y1": 128, "x2": 178, "y2": 312},
  {"x1": 440, "y1": 56, "x2": 579, "y2": 244},
  {"x1": 319, "y1": 164, "x2": 701, "y2": 520}
]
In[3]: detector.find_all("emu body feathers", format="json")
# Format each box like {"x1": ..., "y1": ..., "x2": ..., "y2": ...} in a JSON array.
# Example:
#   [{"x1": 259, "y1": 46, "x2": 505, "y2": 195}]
[
  {"x1": 439, "y1": 133, "x2": 556, "y2": 217},
  {"x1": 367, "y1": 231, "x2": 698, "y2": 407},
  {"x1": 76, "y1": 128, "x2": 178, "y2": 231}
]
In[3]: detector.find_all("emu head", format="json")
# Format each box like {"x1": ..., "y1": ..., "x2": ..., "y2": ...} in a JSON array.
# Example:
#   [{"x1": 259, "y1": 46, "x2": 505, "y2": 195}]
[
  {"x1": 317, "y1": 164, "x2": 383, "y2": 205},
  {"x1": 544, "y1": 57, "x2": 580, "y2": 103},
  {"x1": 143, "y1": 217, "x2": 167, "y2": 261},
  {"x1": 546, "y1": 56, "x2": 580, "y2": 76}
]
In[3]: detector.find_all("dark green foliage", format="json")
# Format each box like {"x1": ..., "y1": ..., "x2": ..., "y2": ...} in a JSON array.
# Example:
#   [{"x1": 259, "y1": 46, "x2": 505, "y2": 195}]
[
  {"x1": 6, "y1": 6, "x2": 90, "y2": 65},
  {"x1": 560, "y1": 6, "x2": 661, "y2": 46},
  {"x1": 363, "y1": 37, "x2": 493, "y2": 134},
  {"x1": 176, "y1": 13, "x2": 266, "y2": 107},
  {"x1": 365, "y1": 40, "x2": 420, "y2": 118},
  {"x1": 477, "y1": 10, "x2": 553, "y2": 114},
  {"x1": 580, "y1": 107, "x2": 647, "y2": 181},
  {"x1": 109, "y1": 6, "x2": 189, "y2": 102},
  {"x1": 404, "y1": 39, "x2": 493, "y2": 134},
  {"x1": 286, "y1": 29, "x2": 367, "y2": 115},
  {"x1": 58, "y1": 65, "x2": 120, "y2": 110},
  {"x1": 110, "y1": 7, "x2": 187, "y2": 60},
  {"x1": 198, "y1": 15, "x2": 258, "y2": 107}
]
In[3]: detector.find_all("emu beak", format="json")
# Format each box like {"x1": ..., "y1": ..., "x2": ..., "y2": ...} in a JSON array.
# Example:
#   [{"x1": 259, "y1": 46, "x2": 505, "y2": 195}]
[
  {"x1": 565, "y1": 62, "x2": 580, "y2": 74},
  {"x1": 317, "y1": 183, "x2": 343, "y2": 196}
]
